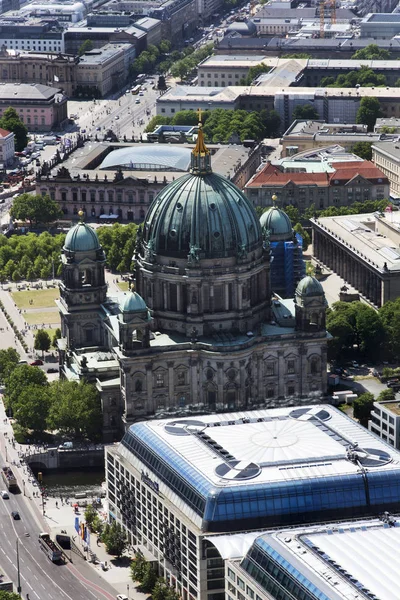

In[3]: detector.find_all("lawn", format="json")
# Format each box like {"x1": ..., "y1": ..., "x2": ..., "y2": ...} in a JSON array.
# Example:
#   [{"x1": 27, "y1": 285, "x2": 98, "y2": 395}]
[
  {"x1": 12, "y1": 288, "x2": 60, "y2": 309},
  {"x1": 24, "y1": 311, "x2": 61, "y2": 326},
  {"x1": 117, "y1": 281, "x2": 130, "y2": 291}
]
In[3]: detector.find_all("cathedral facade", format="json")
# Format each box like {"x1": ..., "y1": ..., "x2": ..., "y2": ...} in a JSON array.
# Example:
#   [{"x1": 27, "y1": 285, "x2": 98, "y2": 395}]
[{"x1": 57, "y1": 129, "x2": 329, "y2": 441}]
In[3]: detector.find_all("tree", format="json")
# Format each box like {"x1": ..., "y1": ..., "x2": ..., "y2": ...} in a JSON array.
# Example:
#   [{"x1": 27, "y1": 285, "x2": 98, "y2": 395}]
[
  {"x1": 152, "y1": 578, "x2": 169, "y2": 600},
  {"x1": 0, "y1": 107, "x2": 28, "y2": 152},
  {"x1": 352, "y1": 142, "x2": 372, "y2": 161},
  {"x1": 262, "y1": 109, "x2": 281, "y2": 137},
  {"x1": 78, "y1": 39, "x2": 94, "y2": 56},
  {"x1": 141, "y1": 562, "x2": 158, "y2": 592},
  {"x1": 355, "y1": 305, "x2": 385, "y2": 360},
  {"x1": 293, "y1": 223, "x2": 310, "y2": 251},
  {"x1": 13, "y1": 384, "x2": 51, "y2": 432},
  {"x1": 377, "y1": 388, "x2": 396, "y2": 403},
  {"x1": 292, "y1": 104, "x2": 319, "y2": 120},
  {"x1": 352, "y1": 44, "x2": 391, "y2": 60},
  {"x1": 102, "y1": 522, "x2": 127, "y2": 558},
  {"x1": 5, "y1": 364, "x2": 48, "y2": 411},
  {"x1": 159, "y1": 39, "x2": 172, "y2": 54},
  {"x1": 0, "y1": 347, "x2": 20, "y2": 383},
  {"x1": 157, "y1": 75, "x2": 167, "y2": 90},
  {"x1": 356, "y1": 97, "x2": 382, "y2": 131},
  {"x1": 326, "y1": 312, "x2": 354, "y2": 360},
  {"x1": 47, "y1": 380, "x2": 102, "y2": 440},
  {"x1": 10, "y1": 193, "x2": 62, "y2": 227},
  {"x1": 0, "y1": 592, "x2": 23, "y2": 600},
  {"x1": 353, "y1": 392, "x2": 375, "y2": 427},
  {"x1": 34, "y1": 329, "x2": 51, "y2": 358},
  {"x1": 281, "y1": 53, "x2": 312, "y2": 58},
  {"x1": 131, "y1": 550, "x2": 147, "y2": 582},
  {"x1": 52, "y1": 327, "x2": 62, "y2": 348},
  {"x1": 84, "y1": 504, "x2": 98, "y2": 530}
]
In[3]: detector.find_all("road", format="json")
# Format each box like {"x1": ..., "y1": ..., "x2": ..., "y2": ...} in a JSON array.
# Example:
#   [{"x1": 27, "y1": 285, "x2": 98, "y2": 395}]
[
  {"x1": 0, "y1": 409, "x2": 122, "y2": 600},
  {"x1": 67, "y1": 81, "x2": 160, "y2": 141}
]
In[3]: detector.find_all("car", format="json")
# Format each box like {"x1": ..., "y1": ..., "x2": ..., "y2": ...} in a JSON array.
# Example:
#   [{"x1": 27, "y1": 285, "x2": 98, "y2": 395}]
[
  {"x1": 30, "y1": 359, "x2": 43, "y2": 366},
  {"x1": 96, "y1": 126, "x2": 101, "y2": 131},
  {"x1": 139, "y1": 91, "x2": 144, "y2": 96},
  {"x1": 115, "y1": 115, "x2": 119, "y2": 120},
  {"x1": 135, "y1": 99, "x2": 140, "y2": 104},
  {"x1": 116, "y1": 595, "x2": 128, "y2": 600},
  {"x1": 47, "y1": 367, "x2": 58, "y2": 373},
  {"x1": 1, "y1": 491, "x2": 9, "y2": 499},
  {"x1": 11, "y1": 511, "x2": 20, "y2": 520}
]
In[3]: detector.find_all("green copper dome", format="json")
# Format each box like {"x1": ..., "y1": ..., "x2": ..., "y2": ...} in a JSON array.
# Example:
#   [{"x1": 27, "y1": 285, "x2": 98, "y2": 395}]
[
  {"x1": 143, "y1": 172, "x2": 262, "y2": 260},
  {"x1": 64, "y1": 222, "x2": 101, "y2": 253},
  {"x1": 120, "y1": 291, "x2": 147, "y2": 314},
  {"x1": 260, "y1": 206, "x2": 292, "y2": 241},
  {"x1": 296, "y1": 275, "x2": 324, "y2": 297}
]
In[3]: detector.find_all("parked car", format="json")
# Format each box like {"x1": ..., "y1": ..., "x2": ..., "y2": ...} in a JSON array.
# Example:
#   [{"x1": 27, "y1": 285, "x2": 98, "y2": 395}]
[
  {"x1": 47, "y1": 368, "x2": 58, "y2": 373},
  {"x1": 30, "y1": 359, "x2": 43, "y2": 366}
]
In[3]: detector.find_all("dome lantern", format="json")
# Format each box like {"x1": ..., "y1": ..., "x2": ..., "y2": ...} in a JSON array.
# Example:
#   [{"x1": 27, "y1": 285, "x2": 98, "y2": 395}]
[{"x1": 190, "y1": 109, "x2": 212, "y2": 176}]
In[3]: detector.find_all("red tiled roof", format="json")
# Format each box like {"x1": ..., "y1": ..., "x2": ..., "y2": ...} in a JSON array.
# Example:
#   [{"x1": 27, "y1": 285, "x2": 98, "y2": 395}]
[
  {"x1": 0, "y1": 128, "x2": 11, "y2": 137},
  {"x1": 246, "y1": 161, "x2": 389, "y2": 188},
  {"x1": 247, "y1": 162, "x2": 329, "y2": 187}
]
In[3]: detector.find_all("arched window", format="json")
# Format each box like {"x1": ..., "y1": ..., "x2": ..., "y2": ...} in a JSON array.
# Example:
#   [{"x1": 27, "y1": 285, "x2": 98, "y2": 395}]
[{"x1": 135, "y1": 379, "x2": 143, "y2": 392}]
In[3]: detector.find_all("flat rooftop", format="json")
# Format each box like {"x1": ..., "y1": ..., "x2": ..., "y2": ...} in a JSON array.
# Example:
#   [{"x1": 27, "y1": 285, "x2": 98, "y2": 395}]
[
  {"x1": 117, "y1": 405, "x2": 400, "y2": 530},
  {"x1": 312, "y1": 212, "x2": 400, "y2": 273},
  {"x1": 379, "y1": 401, "x2": 400, "y2": 416},
  {"x1": 224, "y1": 518, "x2": 400, "y2": 600}
]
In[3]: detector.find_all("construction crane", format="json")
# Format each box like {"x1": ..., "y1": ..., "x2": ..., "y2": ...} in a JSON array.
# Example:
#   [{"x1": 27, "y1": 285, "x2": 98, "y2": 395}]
[{"x1": 319, "y1": 0, "x2": 337, "y2": 38}]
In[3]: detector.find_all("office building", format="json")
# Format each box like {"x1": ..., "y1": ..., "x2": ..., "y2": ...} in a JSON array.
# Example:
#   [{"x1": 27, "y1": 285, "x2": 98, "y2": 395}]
[
  {"x1": 372, "y1": 140, "x2": 400, "y2": 201},
  {"x1": 369, "y1": 400, "x2": 400, "y2": 448},
  {"x1": 105, "y1": 404, "x2": 400, "y2": 600},
  {"x1": 0, "y1": 127, "x2": 14, "y2": 167},
  {"x1": 0, "y1": 16, "x2": 64, "y2": 52}
]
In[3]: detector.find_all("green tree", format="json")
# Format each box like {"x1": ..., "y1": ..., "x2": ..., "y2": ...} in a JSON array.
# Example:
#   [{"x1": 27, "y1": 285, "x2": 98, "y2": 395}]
[
  {"x1": 78, "y1": 39, "x2": 94, "y2": 56},
  {"x1": 13, "y1": 384, "x2": 51, "y2": 432},
  {"x1": 352, "y1": 44, "x2": 391, "y2": 60},
  {"x1": 171, "y1": 110, "x2": 199, "y2": 126},
  {"x1": 130, "y1": 550, "x2": 147, "y2": 582},
  {"x1": 84, "y1": 504, "x2": 98, "y2": 530},
  {"x1": 141, "y1": 562, "x2": 158, "y2": 592},
  {"x1": 284, "y1": 205, "x2": 300, "y2": 224},
  {"x1": 5, "y1": 364, "x2": 48, "y2": 411},
  {"x1": 34, "y1": 329, "x2": 51, "y2": 357},
  {"x1": 102, "y1": 522, "x2": 127, "y2": 558},
  {"x1": 159, "y1": 39, "x2": 172, "y2": 54},
  {"x1": 352, "y1": 141, "x2": 372, "y2": 160},
  {"x1": 293, "y1": 222, "x2": 310, "y2": 251},
  {"x1": 355, "y1": 305, "x2": 385, "y2": 360},
  {"x1": 356, "y1": 97, "x2": 382, "y2": 131},
  {"x1": 0, "y1": 107, "x2": 28, "y2": 152},
  {"x1": 326, "y1": 312, "x2": 354, "y2": 360},
  {"x1": 10, "y1": 193, "x2": 62, "y2": 227},
  {"x1": 152, "y1": 579, "x2": 169, "y2": 600},
  {"x1": 353, "y1": 392, "x2": 375, "y2": 427},
  {"x1": 261, "y1": 109, "x2": 281, "y2": 137},
  {"x1": 243, "y1": 63, "x2": 271, "y2": 85},
  {"x1": 52, "y1": 327, "x2": 62, "y2": 348},
  {"x1": 377, "y1": 388, "x2": 396, "y2": 403},
  {"x1": 0, "y1": 592, "x2": 24, "y2": 600},
  {"x1": 47, "y1": 380, "x2": 102, "y2": 440},
  {"x1": 145, "y1": 115, "x2": 172, "y2": 133},
  {"x1": 292, "y1": 104, "x2": 319, "y2": 120},
  {"x1": 281, "y1": 53, "x2": 312, "y2": 58},
  {"x1": 0, "y1": 347, "x2": 20, "y2": 383}
]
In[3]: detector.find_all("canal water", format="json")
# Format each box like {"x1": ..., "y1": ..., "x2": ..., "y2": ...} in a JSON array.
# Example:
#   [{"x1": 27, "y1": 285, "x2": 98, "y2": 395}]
[{"x1": 35, "y1": 468, "x2": 105, "y2": 498}]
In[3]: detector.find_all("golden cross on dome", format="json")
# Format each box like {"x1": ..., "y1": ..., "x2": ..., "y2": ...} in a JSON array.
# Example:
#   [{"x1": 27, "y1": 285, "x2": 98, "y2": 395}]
[
  {"x1": 197, "y1": 107, "x2": 202, "y2": 124},
  {"x1": 193, "y1": 107, "x2": 209, "y2": 158}
]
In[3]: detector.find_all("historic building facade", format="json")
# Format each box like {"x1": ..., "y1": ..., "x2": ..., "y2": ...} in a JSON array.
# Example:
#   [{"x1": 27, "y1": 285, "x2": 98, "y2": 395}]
[{"x1": 57, "y1": 129, "x2": 329, "y2": 441}]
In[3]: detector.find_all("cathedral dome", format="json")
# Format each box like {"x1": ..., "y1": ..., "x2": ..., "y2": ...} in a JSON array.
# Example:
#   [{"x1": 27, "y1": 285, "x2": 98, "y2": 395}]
[
  {"x1": 296, "y1": 275, "x2": 324, "y2": 297},
  {"x1": 120, "y1": 291, "x2": 147, "y2": 314},
  {"x1": 143, "y1": 174, "x2": 262, "y2": 260},
  {"x1": 64, "y1": 221, "x2": 101, "y2": 253},
  {"x1": 260, "y1": 206, "x2": 292, "y2": 242}
]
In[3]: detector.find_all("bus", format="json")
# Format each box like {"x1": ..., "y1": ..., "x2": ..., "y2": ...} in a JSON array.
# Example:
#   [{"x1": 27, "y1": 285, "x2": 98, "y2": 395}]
[{"x1": 131, "y1": 85, "x2": 141, "y2": 95}]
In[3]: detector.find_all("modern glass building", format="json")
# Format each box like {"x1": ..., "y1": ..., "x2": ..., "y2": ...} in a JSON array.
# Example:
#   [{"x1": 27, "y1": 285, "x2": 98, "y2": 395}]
[{"x1": 106, "y1": 405, "x2": 400, "y2": 600}]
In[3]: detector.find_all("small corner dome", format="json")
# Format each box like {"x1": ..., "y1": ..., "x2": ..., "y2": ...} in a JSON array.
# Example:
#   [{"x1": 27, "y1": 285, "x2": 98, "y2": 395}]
[
  {"x1": 260, "y1": 206, "x2": 292, "y2": 241},
  {"x1": 120, "y1": 291, "x2": 147, "y2": 314},
  {"x1": 64, "y1": 222, "x2": 101, "y2": 252},
  {"x1": 296, "y1": 275, "x2": 324, "y2": 297}
]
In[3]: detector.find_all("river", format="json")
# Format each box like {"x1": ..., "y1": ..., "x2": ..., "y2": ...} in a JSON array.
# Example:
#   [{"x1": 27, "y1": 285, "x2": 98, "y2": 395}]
[{"x1": 33, "y1": 468, "x2": 105, "y2": 498}]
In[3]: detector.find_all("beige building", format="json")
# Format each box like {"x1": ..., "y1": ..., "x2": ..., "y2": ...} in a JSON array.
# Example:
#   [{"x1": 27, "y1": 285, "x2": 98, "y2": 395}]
[
  {"x1": 0, "y1": 127, "x2": 14, "y2": 167},
  {"x1": 312, "y1": 211, "x2": 400, "y2": 308},
  {"x1": 372, "y1": 140, "x2": 400, "y2": 200},
  {"x1": 76, "y1": 43, "x2": 135, "y2": 96}
]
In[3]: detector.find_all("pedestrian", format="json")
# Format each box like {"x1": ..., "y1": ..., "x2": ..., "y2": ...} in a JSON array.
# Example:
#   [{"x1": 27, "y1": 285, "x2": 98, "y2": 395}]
[{"x1": 56, "y1": 501, "x2": 58, "y2": 508}]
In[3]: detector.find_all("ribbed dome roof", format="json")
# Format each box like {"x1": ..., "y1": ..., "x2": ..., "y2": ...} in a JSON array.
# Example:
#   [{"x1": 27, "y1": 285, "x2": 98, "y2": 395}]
[
  {"x1": 226, "y1": 20, "x2": 257, "y2": 35},
  {"x1": 260, "y1": 206, "x2": 292, "y2": 241},
  {"x1": 64, "y1": 222, "x2": 101, "y2": 252},
  {"x1": 119, "y1": 291, "x2": 147, "y2": 313},
  {"x1": 143, "y1": 172, "x2": 262, "y2": 259},
  {"x1": 296, "y1": 275, "x2": 324, "y2": 297}
]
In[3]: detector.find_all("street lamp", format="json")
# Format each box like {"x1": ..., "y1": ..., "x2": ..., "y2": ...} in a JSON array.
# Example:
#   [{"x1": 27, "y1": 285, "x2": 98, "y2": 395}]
[
  {"x1": 16, "y1": 539, "x2": 21, "y2": 595},
  {"x1": 127, "y1": 583, "x2": 130, "y2": 598}
]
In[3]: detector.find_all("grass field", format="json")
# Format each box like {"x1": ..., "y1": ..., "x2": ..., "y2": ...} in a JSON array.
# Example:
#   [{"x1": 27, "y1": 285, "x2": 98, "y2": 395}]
[
  {"x1": 117, "y1": 281, "x2": 130, "y2": 291},
  {"x1": 24, "y1": 311, "x2": 61, "y2": 326},
  {"x1": 12, "y1": 288, "x2": 59, "y2": 309}
]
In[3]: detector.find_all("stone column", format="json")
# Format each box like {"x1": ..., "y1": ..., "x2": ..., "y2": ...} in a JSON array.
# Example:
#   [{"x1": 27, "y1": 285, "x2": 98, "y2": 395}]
[
  {"x1": 145, "y1": 363, "x2": 153, "y2": 414},
  {"x1": 239, "y1": 360, "x2": 246, "y2": 407},
  {"x1": 277, "y1": 350, "x2": 285, "y2": 398},
  {"x1": 190, "y1": 359, "x2": 198, "y2": 406},
  {"x1": 167, "y1": 361, "x2": 174, "y2": 407},
  {"x1": 225, "y1": 283, "x2": 230, "y2": 311},
  {"x1": 177, "y1": 283, "x2": 182, "y2": 312},
  {"x1": 217, "y1": 362, "x2": 224, "y2": 407}
]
